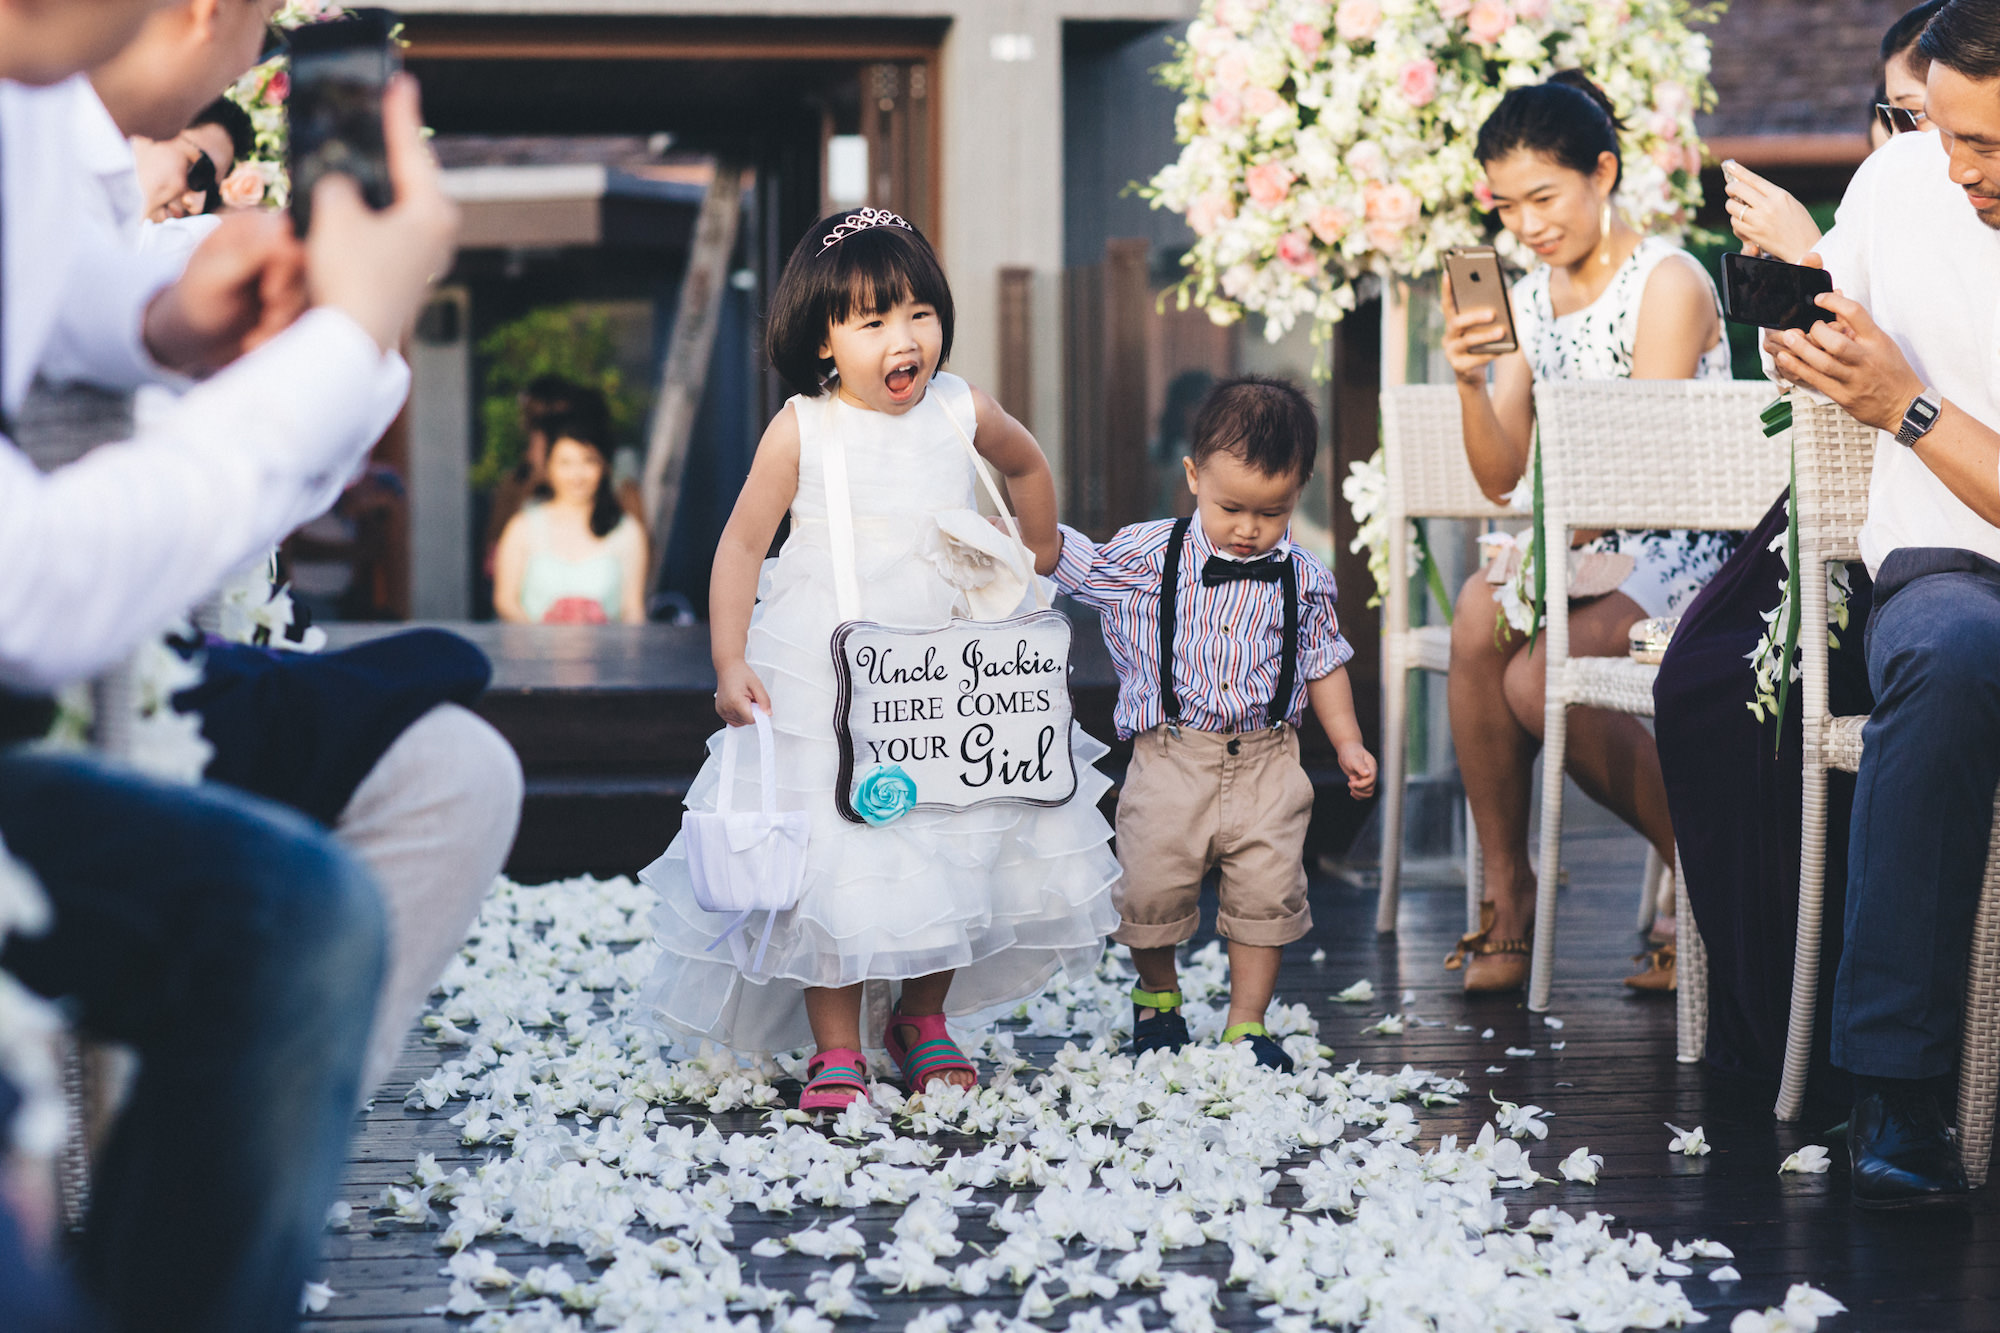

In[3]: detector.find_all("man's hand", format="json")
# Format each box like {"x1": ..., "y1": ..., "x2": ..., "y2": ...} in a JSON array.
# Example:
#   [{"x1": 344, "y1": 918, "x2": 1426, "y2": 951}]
[
  {"x1": 306, "y1": 74, "x2": 460, "y2": 353},
  {"x1": 142, "y1": 213, "x2": 308, "y2": 377},
  {"x1": 1764, "y1": 286, "x2": 1926, "y2": 434}
]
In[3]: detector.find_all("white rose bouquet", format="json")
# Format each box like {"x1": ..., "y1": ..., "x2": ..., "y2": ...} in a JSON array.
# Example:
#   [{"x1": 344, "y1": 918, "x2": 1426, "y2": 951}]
[{"x1": 1149, "y1": 0, "x2": 1720, "y2": 345}]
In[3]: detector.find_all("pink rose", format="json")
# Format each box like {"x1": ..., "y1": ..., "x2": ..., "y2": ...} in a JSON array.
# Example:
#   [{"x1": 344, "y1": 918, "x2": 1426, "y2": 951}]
[
  {"x1": 1655, "y1": 81, "x2": 1691, "y2": 117},
  {"x1": 218, "y1": 164, "x2": 268, "y2": 210},
  {"x1": 1244, "y1": 85, "x2": 1284, "y2": 119},
  {"x1": 1651, "y1": 143, "x2": 1683, "y2": 173},
  {"x1": 1214, "y1": 52, "x2": 1251, "y2": 92},
  {"x1": 1188, "y1": 191, "x2": 1238, "y2": 236},
  {"x1": 1277, "y1": 230, "x2": 1319, "y2": 274},
  {"x1": 1203, "y1": 92, "x2": 1244, "y2": 130},
  {"x1": 1437, "y1": 0, "x2": 1472, "y2": 14},
  {"x1": 1473, "y1": 179, "x2": 1497, "y2": 210},
  {"x1": 1334, "y1": 0, "x2": 1382, "y2": 43},
  {"x1": 267, "y1": 70, "x2": 288, "y2": 102},
  {"x1": 1649, "y1": 111, "x2": 1679, "y2": 139},
  {"x1": 1309, "y1": 204, "x2": 1351, "y2": 244},
  {"x1": 1515, "y1": 0, "x2": 1550, "y2": 19},
  {"x1": 1246, "y1": 161, "x2": 1296, "y2": 210},
  {"x1": 1466, "y1": 0, "x2": 1515, "y2": 45},
  {"x1": 1291, "y1": 22, "x2": 1324, "y2": 57},
  {"x1": 1397, "y1": 58, "x2": 1439, "y2": 108},
  {"x1": 1364, "y1": 181, "x2": 1420, "y2": 230}
]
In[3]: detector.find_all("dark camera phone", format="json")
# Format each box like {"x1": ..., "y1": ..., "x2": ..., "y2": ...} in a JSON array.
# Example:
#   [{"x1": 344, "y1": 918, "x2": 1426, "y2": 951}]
[
  {"x1": 1720, "y1": 251, "x2": 1834, "y2": 332},
  {"x1": 287, "y1": 10, "x2": 399, "y2": 237},
  {"x1": 1444, "y1": 246, "x2": 1518, "y2": 355}
]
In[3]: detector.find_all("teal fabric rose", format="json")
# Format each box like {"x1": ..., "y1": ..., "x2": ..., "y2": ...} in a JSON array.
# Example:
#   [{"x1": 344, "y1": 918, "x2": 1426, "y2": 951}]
[{"x1": 853, "y1": 764, "x2": 918, "y2": 826}]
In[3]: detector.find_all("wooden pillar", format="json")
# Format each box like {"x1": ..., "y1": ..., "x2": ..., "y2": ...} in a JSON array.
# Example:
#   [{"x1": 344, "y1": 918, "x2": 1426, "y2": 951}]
[
  {"x1": 1100, "y1": 237, "x2": 1152, "y2": 534},
  {"x1": 997, "y1": 266, "x2": 1034, "y2": 426}
]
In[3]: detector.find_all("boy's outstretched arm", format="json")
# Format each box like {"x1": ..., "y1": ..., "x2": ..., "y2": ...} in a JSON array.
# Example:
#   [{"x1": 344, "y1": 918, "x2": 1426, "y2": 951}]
[{"x1": 1307, "y1": 667, "x2": 1377, "y2": 799}]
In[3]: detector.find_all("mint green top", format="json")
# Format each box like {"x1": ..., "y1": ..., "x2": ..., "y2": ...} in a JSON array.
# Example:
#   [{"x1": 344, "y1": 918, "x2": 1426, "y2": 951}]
[{"x1": 519, "y1": 506, "x2": 638, "y2": 623}]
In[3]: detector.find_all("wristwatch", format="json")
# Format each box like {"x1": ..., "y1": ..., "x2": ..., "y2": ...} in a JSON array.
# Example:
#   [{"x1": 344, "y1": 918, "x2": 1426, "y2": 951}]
[{"x1": 1896, "y1": 387, "x2": 1943, "y2": 447}]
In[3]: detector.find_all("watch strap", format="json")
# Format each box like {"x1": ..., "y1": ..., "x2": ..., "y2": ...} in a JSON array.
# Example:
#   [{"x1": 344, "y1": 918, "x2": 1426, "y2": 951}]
[{"x1": 1897, "y1": 388, "x2": 1942, "y2": 447}]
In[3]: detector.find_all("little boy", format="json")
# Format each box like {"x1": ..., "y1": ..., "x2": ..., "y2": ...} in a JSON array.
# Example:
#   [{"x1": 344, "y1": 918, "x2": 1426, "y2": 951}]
[{"x1": 1052, "y1": 375, "x2": 1376, "y2": 1071}]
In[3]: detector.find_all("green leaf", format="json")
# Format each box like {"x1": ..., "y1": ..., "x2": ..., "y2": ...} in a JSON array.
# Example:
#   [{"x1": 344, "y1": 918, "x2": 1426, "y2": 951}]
[{"x1": 1413, "y1": 519, "x2": 1454, "y2": 626}]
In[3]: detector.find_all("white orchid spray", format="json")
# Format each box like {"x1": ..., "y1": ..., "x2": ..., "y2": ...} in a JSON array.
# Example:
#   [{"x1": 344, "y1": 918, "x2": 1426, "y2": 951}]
[
  {"x1": 1779, "y1": 1144, "x2": 1832, "y2": 1175},
  {"x1": 1666, "y1": 1122, "x2": 1712, "y2": 1156}
]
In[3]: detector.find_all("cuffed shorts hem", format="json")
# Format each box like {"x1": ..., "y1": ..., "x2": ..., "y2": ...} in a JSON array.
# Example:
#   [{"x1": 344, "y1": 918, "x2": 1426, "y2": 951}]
[
  {"x1": 1112, "y1": 908, "x2": 1203, "y2": 950},
  {"x1": 1216, "y1": 906, "x2": 1312, "y2": 948}
]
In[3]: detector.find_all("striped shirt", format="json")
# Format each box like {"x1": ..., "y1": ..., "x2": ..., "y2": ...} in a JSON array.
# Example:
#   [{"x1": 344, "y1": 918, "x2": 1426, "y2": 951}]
[{"x1": 1053, "y1": 519, "x2": 1352, "y2": 739}]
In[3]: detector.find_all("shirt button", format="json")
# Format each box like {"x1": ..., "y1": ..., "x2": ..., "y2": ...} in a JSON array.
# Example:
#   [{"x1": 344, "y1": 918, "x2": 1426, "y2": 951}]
[
  {"x1": 1220, "y1": 682, "x2": 1231, "y2": 691},
  {"x1": 1223, "y1": 625, "x2": 1232, "y2": 635}
]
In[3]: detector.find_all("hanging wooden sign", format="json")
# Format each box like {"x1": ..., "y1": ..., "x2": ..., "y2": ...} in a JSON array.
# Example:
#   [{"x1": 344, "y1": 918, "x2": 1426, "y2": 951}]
[{"x1": 830, "y1": 610, "x2": 1079, "y2": 825}]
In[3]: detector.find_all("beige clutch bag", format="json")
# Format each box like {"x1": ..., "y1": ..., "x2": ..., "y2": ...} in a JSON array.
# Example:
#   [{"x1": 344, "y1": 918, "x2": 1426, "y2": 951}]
[{"x1": 1483, "y1": 542, "x2": 1635, "y2": 600}]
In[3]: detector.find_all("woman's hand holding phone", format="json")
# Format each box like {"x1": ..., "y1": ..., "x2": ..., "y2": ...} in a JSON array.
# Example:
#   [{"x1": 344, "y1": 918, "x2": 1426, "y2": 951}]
[
  {"x1": 1440, "y1": 272, "x2": 1511, "y2": 387},
  {"x1": 1721, "y1": 160, "x2": 1822, "y2": 266},
  {"x1": 305, "y1": 75, "x2": 460, "y2": 354}
]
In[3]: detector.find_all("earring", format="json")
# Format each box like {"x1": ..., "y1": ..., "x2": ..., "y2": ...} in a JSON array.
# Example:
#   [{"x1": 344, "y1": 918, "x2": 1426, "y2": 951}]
[{"x1": 1599, "y1": 199, "x2": 1614, "y2": 266}]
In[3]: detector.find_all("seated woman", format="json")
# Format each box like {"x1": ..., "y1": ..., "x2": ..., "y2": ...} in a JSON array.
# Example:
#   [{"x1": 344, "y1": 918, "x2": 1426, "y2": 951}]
[
  {"x1": 1440, "y1": 72, "x2": 1731, "y2": 993},
  {"x1": 493, "y1": 412, "x2": 649, "y2": 625}
]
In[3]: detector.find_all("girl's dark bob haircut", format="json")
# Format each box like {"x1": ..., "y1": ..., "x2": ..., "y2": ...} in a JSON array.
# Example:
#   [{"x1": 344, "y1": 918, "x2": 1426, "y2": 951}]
[
  {"x1": 765, "y1": 211, "x2": 955, "y2": 396},
  {"x1": 536, "y1": 410, "x2": 626, "y2": 539}
]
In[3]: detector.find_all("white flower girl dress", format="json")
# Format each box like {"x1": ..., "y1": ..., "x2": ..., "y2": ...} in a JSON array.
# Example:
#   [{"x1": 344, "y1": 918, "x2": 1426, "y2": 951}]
[{"x1": 641, "y1": 371, "x2": 1121, "y2": 1056}]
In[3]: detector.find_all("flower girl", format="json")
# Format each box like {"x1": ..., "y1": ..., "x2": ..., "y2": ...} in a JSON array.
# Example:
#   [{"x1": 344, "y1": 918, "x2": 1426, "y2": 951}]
[{"x1": 642, "y1": 209, "x2": 1120, "y2": 1111}]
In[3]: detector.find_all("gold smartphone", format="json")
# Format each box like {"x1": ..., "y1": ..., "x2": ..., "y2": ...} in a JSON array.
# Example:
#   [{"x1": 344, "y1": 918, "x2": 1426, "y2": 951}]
[{"x1": 1444, "y1": 246, "x2": 1518, "y2": 356}]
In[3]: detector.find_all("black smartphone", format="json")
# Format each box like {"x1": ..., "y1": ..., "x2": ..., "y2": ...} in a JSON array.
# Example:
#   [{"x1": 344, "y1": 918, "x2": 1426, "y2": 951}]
[
  {"x1": 1443, "y1": 246, "x2": 1518, "y2": 355},
  {"x1": 287, "y1": 10, "x2": 399, "y2": 237},
  {"x1": 1720, "y1": 252, "x2": 1834, "y2": 332}
]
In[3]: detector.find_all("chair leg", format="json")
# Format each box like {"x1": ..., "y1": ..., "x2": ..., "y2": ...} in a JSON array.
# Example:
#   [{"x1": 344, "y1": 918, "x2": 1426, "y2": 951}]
[
  {"x1": 1777, "y1": 761, "x2": 1832, "y2": 1122},
  {"x1": 1638, "y1": 847, "x2": 1664, "y2": 935},
  {"x1": 1528, "y1": 704, "x2": 1569, "y2": 1013},
  {"x1": 1376, "y1": 661, "x2": 1411, "y2": 935},
  {"x1": 1674, "y1": 847, "x2": 1709, "y2": 1065},
  {"x1": 1954, "y1": 794, "x2": 2000, "y2": 1189},
  {"x1": 1465, "y1": 797, "x2": 1484, "y2": 934}
]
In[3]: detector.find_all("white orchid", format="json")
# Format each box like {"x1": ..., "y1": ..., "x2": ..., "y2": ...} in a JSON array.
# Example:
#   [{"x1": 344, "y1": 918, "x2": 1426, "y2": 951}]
[
  {"x1": 1667, "y1": 1122, "x2": 1713, "y2": 1156},
  {"x1": 1731, "y1": 1283, "x2": 1847, "y2": 1333},
  {"x1": 1331, "y1": 979, "x2": 1375, "y2": 1003},
  {"x1": 1712, "y1": 1266, "x2": 1743, "y2": 1283},
  {"x1": 1779, "y1": 1145, "x2": 1832, "y2": 1175},
  {"x1": 1491, "y1": 1092, "x2": 1551, "y2": 1141},
  {"x1": 299, "y1": 1281, "x2": 335, "y2": 1313},
  {"x1": 1361, "y1": 1013, "x2": 1404, "y2": 1035},
  {"x1": 1558, "y1": 1147, "x2": 1603, "y2": 1184}
]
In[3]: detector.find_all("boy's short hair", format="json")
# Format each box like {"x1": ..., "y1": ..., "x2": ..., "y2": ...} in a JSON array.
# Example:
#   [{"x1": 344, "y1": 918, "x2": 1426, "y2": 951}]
[
  {"x1": 765, "y1": 212, "x2": 956, "y2": 396},
  {"x1": 1188, "y1": 375, "x2": 1319, "y2": 482}
]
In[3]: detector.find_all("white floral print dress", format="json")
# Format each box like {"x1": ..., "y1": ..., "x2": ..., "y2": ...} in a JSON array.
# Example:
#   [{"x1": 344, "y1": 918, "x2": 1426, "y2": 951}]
[{"x1": 1508, "y1": 235, "x2": 1738, "y2": 620}]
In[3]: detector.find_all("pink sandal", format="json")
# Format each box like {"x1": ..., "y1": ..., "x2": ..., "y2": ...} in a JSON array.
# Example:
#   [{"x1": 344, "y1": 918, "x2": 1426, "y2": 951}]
[
  {"x1": 800, "y1": 1048, "x2": 869, "y2": 1113},
  {"x1": 884, "y1": 1008, "x2": 978, "y2": 1092}
]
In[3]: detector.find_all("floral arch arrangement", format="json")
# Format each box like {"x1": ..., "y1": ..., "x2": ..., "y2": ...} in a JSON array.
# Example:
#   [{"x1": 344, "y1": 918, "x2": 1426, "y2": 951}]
[{"x1": 1147, "y1": 0, "x2": 1722, "y2": 345}]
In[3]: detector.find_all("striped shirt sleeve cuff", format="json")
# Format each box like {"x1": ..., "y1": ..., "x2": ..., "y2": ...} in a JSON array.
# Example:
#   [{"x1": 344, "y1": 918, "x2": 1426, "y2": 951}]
[{"x1": 1052, "y1": 523, "x2": 1100, "y2": 597}]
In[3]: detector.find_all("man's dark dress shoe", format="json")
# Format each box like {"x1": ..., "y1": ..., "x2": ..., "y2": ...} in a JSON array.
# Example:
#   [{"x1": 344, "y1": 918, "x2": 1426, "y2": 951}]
[{"x1": 1849, "y1": 1080, "x2": 1972, "y2": 1210}]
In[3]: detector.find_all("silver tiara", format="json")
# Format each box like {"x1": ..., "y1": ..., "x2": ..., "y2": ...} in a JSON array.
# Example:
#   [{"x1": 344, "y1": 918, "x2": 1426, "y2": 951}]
[{"x1": 819, "y1": 207, "x2": 914, "y2": 253}]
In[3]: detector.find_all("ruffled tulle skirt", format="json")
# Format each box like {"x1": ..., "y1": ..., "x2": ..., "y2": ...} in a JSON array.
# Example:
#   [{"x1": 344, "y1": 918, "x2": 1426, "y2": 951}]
[{"x1": 640, "y1": 542, "x2": 1123, "y2": 1057}]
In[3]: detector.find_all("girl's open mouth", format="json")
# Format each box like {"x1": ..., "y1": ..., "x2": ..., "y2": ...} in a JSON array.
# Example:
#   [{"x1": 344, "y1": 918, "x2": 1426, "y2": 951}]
[{"x1": 884, "y1": 361, "x2": 921, "y2": 400}]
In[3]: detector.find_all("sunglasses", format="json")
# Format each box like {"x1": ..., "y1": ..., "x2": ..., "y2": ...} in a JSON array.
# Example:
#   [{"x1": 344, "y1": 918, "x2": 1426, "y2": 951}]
[
  {"x1": 1875, "y1": 102, "x2": 1928, "y2": 137},
  {"x1": 185, "y1": 148, "x2": 219, "y2": 198}
]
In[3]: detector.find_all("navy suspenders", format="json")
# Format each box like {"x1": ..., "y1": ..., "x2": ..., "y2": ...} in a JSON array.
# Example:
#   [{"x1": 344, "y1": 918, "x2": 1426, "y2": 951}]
[{"x1": 1158, "y1": 516, "x2": 1299, "y2": 734}]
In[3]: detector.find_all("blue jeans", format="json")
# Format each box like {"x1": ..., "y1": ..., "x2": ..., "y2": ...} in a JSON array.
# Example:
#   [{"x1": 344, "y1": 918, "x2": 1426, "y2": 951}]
[
  {"x1": 0, "y1": 750, "x2": 385, "y2": 1333},
  {"x1": 1833, "y1": 549, "x2": 2000, "y2": 1079}
]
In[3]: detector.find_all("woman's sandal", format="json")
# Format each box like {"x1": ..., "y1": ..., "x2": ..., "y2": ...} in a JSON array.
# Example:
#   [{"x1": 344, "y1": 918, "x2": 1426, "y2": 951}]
[
  {"x1": 1624, "y1": 943, "x2": 1677, "y2": 993},
  {"x1": 1222, "y1": 1021, "x2": 1295, "y2": 1073},
  {"x1": 1129, "y1": 986, "x2": 1191, "y2": 1057},
  {"x1": 799, "y1": 1048, "x2": 869, "y2": 1113},
  {"x1": 1445, "y1": 900, "x2": 1533, "y2": 994},
  {"x1": 884, "y1": 1008, "x2": 978, "y2": 1093}
]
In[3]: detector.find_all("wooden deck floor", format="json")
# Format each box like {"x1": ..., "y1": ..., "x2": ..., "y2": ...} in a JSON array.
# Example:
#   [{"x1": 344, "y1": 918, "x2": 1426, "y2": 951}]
[{"x1": 306, "y1": 814, "x2": 2000, "y2": 1332}]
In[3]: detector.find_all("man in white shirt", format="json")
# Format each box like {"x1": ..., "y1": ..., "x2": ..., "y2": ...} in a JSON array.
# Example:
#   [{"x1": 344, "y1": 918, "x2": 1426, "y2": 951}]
[
  {"x1": 0, "y1": 1, "x2": 462, "y2": 1328},
  {"x1": 1767, "y1": 0, "x2": 2000, "y2": 1209},
  {"x1": 44, "y1": 0, "x2": 523, "y2": 1121}
]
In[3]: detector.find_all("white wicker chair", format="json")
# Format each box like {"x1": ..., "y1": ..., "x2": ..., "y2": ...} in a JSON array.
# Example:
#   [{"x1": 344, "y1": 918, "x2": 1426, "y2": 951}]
[
  {"x1": 1529, "y1": 381, "x2": 1790, "y2": 1037},
  {"x1": 1774, "y1": 398, "x2": 2000, "y2": 1187},
  {"x1": 1374, "y1": 386, "x2": 1514, "y2": 936}
]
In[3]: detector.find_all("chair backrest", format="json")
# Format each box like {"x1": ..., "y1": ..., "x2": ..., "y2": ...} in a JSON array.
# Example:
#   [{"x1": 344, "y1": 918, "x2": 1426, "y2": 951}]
[
  {"x1": 1792, "y1": 396, "x2": 1877, "y2": 565},
  {"x1": 1535, "y1": 380, "x2": 1789, "y2": 534},
  {"x1": 1381, "y1": 385, "x2": 1515, "y2": 523}
]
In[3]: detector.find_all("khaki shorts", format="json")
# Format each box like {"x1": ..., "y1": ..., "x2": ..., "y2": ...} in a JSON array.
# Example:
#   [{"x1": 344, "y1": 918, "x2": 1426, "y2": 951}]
[{"x1": 1111, "y1": 724, "x2": 1314, "y2": 949}]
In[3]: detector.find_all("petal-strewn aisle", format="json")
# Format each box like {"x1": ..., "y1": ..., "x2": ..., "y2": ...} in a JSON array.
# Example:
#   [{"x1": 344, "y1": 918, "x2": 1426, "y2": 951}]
[{"x1": 301, "y1": 817, "x2": 1911, "y2": 1331}]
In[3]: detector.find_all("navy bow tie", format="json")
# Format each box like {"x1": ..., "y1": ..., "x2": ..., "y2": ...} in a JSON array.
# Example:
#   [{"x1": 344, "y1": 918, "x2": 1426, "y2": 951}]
[{"x1": 1201, "y1": 554, "x2": 1287, "y2": 586}]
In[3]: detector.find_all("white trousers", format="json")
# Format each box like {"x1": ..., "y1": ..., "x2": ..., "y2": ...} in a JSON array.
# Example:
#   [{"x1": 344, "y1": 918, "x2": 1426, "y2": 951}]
[{"x1": 334, "y1": 703, "x2": 522, "y2": 1098}]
